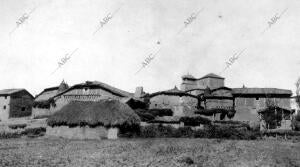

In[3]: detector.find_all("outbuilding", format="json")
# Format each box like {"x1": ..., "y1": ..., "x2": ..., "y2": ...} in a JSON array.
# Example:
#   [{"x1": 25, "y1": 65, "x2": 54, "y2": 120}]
[{"x1": 46, "y1": 99, "x2": 140, "y2": 139}]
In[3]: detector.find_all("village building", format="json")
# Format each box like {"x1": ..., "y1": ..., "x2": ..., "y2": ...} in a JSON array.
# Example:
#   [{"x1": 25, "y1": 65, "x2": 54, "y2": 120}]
[
  {"x1": 46, "y1": 100, "x2": 140, "y2": 139},
  {"x1": 50, "y1": 81, "x2": 133, "y2": 114},
  {"x1": 0, "y1": 89, "x2": 34, "y2": 121},
  {"x1": 232, "y1": 87, "x2": 292, "y2": 122},
  {"x1": 146, "y1": 86, "x2": 198, "y2": 116},
  {"x1": 145, "y1": 72, "x2": 293, "y2": 125},
  {"x1": 290, "y1": 96, "x2": 299, "y2": 115},
  {"x1": 32, "y1": 80, "x2": 69, "y2": 118}
]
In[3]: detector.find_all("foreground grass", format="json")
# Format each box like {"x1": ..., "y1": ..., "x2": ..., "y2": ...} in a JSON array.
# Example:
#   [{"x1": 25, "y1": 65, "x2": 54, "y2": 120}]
[{"x1": 0, "y1": 137, "x2": 299, "y2": 167}]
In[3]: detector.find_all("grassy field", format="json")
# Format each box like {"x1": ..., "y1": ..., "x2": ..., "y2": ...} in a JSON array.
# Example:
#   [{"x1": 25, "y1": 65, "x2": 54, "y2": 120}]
[{"x1": 0, "y1": 137, "x2": 299, "y2": 167}]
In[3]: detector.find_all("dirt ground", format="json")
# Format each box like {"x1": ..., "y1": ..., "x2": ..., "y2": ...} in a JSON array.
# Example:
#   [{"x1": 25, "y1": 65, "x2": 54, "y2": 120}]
[{"x1": 0, "y1": 137, "x2": 299, "y2": 167}]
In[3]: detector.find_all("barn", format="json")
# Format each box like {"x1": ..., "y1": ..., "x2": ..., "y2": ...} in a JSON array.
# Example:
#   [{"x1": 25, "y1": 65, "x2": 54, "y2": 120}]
[
  {"x1": 0, "y1": 89, "x2": 33, "y2": 121},
  {"x1": 46, "y1": 99, "x2": 140, "y2": 139}
]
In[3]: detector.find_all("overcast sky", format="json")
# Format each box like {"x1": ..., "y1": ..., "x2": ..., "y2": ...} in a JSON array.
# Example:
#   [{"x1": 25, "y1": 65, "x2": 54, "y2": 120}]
[{"x1": 0, "y1": 0, "x2": 299, "y2": 96}]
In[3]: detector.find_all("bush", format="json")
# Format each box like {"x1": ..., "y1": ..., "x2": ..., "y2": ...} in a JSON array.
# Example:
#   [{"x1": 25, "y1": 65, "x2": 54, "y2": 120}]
[
  {"x1": 295, "y1": 113, "x2": 300, "y2": 121},
  {"x1": 21, "y1": 127, "x2": 46, "y2": 137},
  {"x1": 172, "y1": 127, "x2": 193, "y2": 138},
  {"x1": 213, "y1": 120, "x2": 250, "y2": 130},
  {"x1": 139, "y1": 125, "x2": 160, "y2": 138},
  {"x1": 0, "y1": 132, "x2": 21, "y2": 139},
  {"x1": 118, "y1": 124, "x2": 141, "y2": 138},
  {"x1": 179, "y1": 116, "x2": 211, "y2": 126},
  {"x1": 33, "y1": 115, "x2": 50, "y2": 119},
  {"x1": 135, "y1": 110, "x2": 155, "y2": 122},
  {"x1": 147, "y1": 109, "x2": 173, "y2": 117},
  {"x1": 8, "y1": 124, "x2": 27, "y2": 129},
  {"x1": 203, "y1": 125, "x2": 261, "y2": 140},
  {"x1": 292, "y1": 113, "x2": 300, "y2": 131},
  {"x1": 135, "y1": 109, "x2": 173, "y2": 122},
  {"x1": 178, "y1": 157, "x2": 194, "y2": 165}
]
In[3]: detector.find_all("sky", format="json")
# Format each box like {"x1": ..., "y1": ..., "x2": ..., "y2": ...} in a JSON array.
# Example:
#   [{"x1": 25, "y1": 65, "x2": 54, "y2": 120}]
[{"x1": 0, "y1": 0, "x2": 299, "y2": 96}]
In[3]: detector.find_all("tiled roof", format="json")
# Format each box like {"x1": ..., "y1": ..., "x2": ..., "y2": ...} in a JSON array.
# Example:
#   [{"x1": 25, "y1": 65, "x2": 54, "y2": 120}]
[
  {"x1": 146, "y1": 86, "x2": 197, "y2": 98},
  {"x1": 54, "y1": 81, "x2": 133, "y2": 98},
  {"x1": 35, "y1": 87, "x2": 59, "y2": 101},
  {"x1": 182, "y1": 74, "x2": 196, "y2": 80},
  {"x1": 0, "y1": 89, "x2": 24, "y2": 95},
  {"x1": 232, "y1": 88, "x2": 292, "y2": 95},
  {"x1": 198, "y1": 73, "x2": 224, "y2": 80}
]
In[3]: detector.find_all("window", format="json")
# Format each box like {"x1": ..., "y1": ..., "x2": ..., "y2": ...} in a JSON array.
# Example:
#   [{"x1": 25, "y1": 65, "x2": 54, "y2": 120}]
[
  {"x1": 4, "y1": 96, "x2": 7, "y2": 99},
  {"x1": 3, "y1": 105, "x2": 6, "y2": 109},
  {"x1": 256, "y1": 97, "x2": 259, "y2": 100},
  {"x1": 21, "y1": 107, "x2": 25, "y2": 111}
]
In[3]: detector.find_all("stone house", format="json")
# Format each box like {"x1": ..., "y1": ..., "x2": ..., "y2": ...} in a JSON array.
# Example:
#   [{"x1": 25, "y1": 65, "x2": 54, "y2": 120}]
[
  {"x1": 232, "y1": 88, "x2": 292, "y2": 122},
  {"x1": 32, "y1": 80, "x2": 69, "y2": 118},
  {"x1": 146, "y1": 86, "x2": 198, "y2": 116},
  {"x1": 0, "y1": 89, "x2": 34, "y2": 121},
  {"x1": 50, "y1": 81, "x2": 133, "y2": 114}
]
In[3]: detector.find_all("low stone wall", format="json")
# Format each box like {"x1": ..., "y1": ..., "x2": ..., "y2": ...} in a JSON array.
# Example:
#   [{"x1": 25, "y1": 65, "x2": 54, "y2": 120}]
[{"x1": 46, "y1": 126, "x2": 109, "y2": 140}]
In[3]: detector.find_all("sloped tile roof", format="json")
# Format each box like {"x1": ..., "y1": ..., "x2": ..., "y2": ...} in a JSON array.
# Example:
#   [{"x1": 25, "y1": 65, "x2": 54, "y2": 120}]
[
  {"x1": 54, "y1": 81, "x2": 133, "y2": 98},
  {"x1": 198, "y1": 73, "x2": 224, "y2": 80},
  {"x1": 0, "y1": 89, "x2": 24, "y2": 95},
  {"x1": 232, "y1": 88, "x2": 292, "y2": 95}
]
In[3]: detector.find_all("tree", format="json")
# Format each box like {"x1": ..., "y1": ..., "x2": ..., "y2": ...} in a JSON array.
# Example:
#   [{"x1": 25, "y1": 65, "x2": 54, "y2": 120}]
[
  {"x1": 259, "y1": 97, "x2": 282, "y2": 129},
  {"x1": 295, "y1": 77, "x2": 300, "y2": 108}
]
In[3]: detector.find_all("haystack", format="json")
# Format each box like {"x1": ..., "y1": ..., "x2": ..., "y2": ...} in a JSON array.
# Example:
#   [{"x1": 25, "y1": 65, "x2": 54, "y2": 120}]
[{"x1": 46, "y1": 100, "x2": 140, "y2": 139}]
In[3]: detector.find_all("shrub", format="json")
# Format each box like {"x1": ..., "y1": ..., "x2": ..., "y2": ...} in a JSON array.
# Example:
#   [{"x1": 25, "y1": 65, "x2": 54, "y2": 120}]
[
  {"x1": 21, "y1": 127, "x2": 46, "y2": 137},
  {"x1": 118, "y1": 124, "x2": 141, "y2": 138},
  {"x1": 33, "y1": 98, "x2": 56, "y2": 109},
  {"x1": 213, "y1": 120, "x2": 250, "y2": 130},
  {"x1": 33, "y1": 115, "x2": 51, "y2": 119},
  {"x1": 172, "y1": 127, "x2": 193, "y2": 138},
  {"x1": 204, "y1": 125, "x2": 261, "y2": 140},
  {"x1": 178, "y1": 157, "x2": 194, "y2": 165},
  {"x1": 193, "y1": 129, "x2": 209, "y2": 138},
  {"x1": 295, "y1": 113, "x2": 300, "y2": 121},
  {"x1": 179, "y1": 116, "x2": 211, "y2": 126},
  {"x1": 0, "y1": 132, "x2": 21, "y2": 139},
  {"x1": 139, "y1": 125, "x2": 160, "y2": 138},
  {"x1": 135, "y1": 110, "x2": 155, "y2": 122},
  {"x1": 8, "y1": 124, "x2": 27, "y2": 129},
  {"x1": 147, "y1": 109, "x2": 173, "y2": 117}
]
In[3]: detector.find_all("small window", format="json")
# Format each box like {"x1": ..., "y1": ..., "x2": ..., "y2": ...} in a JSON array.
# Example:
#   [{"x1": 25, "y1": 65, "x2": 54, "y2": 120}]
[
  {"x1": 3, "y1": 105, "x2": 6, "y2": 109},
  {"x1": 256, "y1": 97, "x2": 259, "y2": 100},
  {"x1": 4, "y1": 96, "x2": 7, "y2": 99},
  {"x1": 21, "y1": 107, "x2": 25, "y2": 111}
]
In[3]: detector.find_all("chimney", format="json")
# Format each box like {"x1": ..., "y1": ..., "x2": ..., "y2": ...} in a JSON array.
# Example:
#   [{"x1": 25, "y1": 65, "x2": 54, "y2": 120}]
[{"x1": 134, "y1": 86, "x2": 144, "y2": 98}]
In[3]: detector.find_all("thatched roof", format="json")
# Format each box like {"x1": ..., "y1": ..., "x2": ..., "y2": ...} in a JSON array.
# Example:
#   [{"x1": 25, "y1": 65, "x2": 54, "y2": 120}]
[
  {"x1": 54, "y1": 81, "x2": 133, "y2": 98},
  {"x1": 47, "y1": 100, "x2": 140, "y2": 127}
]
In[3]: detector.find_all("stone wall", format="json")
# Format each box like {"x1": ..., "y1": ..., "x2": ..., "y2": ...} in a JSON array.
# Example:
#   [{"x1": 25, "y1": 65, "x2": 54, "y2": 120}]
[{"x1": 46, "y1": 126, "x2": 110, "y2": 140}]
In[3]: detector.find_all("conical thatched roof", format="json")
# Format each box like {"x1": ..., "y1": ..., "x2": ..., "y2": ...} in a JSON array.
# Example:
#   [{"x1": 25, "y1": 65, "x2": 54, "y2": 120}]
[{"x1": 47, "y1": 100, "x2": 140, "y2": 127}]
